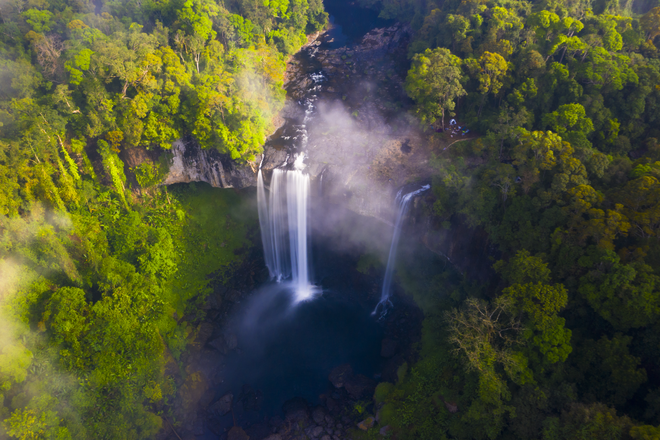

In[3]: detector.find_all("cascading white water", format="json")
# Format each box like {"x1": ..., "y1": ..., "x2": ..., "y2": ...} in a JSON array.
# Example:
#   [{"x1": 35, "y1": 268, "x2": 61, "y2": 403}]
[
  {"x1": 257, "y1": 166, "x2": 315, "y2": 301},
  {"x1": 266, "y1": 169, "x2": 291, "y2": 281},
  {"x1": 373, "y1": 185, "x2": 431, "y2": 315},
  {"x1": 286, "y1": 169, "x2": 313, "y2": 300},
  {"x1": 256, "y1": 70, "x2": 324, "y2": 302}
]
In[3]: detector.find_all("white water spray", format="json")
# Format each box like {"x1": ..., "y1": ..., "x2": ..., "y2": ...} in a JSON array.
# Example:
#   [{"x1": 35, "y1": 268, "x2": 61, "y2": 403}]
[
  {"x1": 373, "y1": 185, "x2": 431, "y2": 315},
  {"x1": 257, "y1": 167, "x2": 315, "y2": 301}
]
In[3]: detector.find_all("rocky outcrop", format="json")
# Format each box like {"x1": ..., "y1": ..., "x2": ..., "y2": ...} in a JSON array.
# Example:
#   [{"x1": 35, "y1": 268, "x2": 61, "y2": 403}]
[{"x1": 162, "y1": 138, "x2": 256, "y2": 188}]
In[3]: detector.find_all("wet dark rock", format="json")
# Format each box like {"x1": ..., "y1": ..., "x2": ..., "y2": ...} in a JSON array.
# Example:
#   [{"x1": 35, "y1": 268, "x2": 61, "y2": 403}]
[
  {"x1": 191, "y1": 414, "x2": 205, "y2": 436},
  {"x1": 320, "y1": 436, "x2": 332, "y2": 440},
  {"x1": 194, "y1": 323, "x2": 214, "y2": 348},
  {"x1": 329, "y1": 364, "x2": 353, "y2": 388},
  {"x1": 344, "y1": 374, "x2": 377, "y2": 399},
  {"x1": 312, "y1": 406, "x2": 327, "y2": 424},
  {"x1": 283, "y1": 397, "x2": 310, "y2": 423},
  {"x1": 209, "y1": 393, "x2": 233, "y2": 416},
  {"x1": 209, "y1": 336, "x2": 227, "y2": 353},
  {"x1": 312, "y1": 426, "x2": 325, "y2": 437},
  {"x1": 380, "y1": 338, "x2": 398, "y2": 358},
  {"x1": 204, "y1": 293, "x2": 223, "y2": 310},
  {"x1": 357, "y1": 417, "x2": 374, "y2": 430},
  {"x1": 226, "y1": 290, "x2": 243, "y2": 303},
  {"x1": 228, "y1": 426, "x2": 250, "y2": 440},
  {"x1": 263, "y1": 435, "x2": 282, "y2": 440},
  {"x1": 195, "y1": 349, "x2": 224, "y2": 384},
  {"x1": 326, "y1": 397, "x2": 340, "y2": 413}
]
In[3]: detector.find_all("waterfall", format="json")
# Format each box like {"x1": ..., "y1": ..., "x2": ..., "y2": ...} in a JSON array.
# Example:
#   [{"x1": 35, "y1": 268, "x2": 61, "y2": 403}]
[
  {"x1": 373, "y1": 185, "x2": 431, "y2": 315},
  {"x1": 257, "y1": 167, "x2": 315, "y2": 301}
]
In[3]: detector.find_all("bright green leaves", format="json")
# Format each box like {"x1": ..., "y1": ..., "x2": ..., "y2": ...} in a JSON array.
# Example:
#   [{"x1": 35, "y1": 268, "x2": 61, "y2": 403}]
[
  {"x1": 579, "y1": 247, "x2": 660, "y2": 329},
  {"x1": 495, "y1": 250, "x2": 572, "y2": 364},
  {"x1": 468, "y1": 51, "x2": 509, "y2": 96},
  {"x1": 44, "y1": 287, "x2": 89, "y2": 366},
  {"x1": 98, "y1": 140, "x2": 128, "y2": 208},
  {"x1": 494, "y1": 249, "x2": 552, "y2": 284},
  {"x1": 502, "y1": 282, "x2": 568, "y2": 330},
  {"x1": 578, "y1": 47, "x2": 638, "y2": 92},
  {"x1": 22, "y1": 9, "x2": 54, "y2": 34},
  {"x1": 405, "y1": 48, "x2": 466, "y2": 129},
  {"x1": 64, "y1": 48, "x2": 94, "y2": 85},
  {"x1": 229, "y1": 14, "x2": 258, "y2": 46},
  {"x1": 264, "y1": 0, "x2": 290, "y2": 18},
  {"x1": 178, "y1": 0, "x2": 219, "y2": 41}
]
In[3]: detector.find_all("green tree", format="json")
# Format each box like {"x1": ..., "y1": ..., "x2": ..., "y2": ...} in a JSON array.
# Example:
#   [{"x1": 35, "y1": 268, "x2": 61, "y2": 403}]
[{"x1": 405, "y1": 48, "x2": 466, "y2": 130}]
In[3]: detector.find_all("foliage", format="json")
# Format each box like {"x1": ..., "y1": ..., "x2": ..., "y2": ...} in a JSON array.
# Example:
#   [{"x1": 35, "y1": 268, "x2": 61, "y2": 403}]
[{"x1": 361, "y1": 0, "x2": 660, "y2": 436}]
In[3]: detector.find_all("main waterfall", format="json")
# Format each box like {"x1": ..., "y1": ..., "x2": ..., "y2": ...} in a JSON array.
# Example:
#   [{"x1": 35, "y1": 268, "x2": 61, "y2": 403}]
[
  {"x1": 373, "y1": 185, "x2": 431, "y2": 315},
  {"x1": 257, "y1": 167, "x2": 315, "y2": 302}
]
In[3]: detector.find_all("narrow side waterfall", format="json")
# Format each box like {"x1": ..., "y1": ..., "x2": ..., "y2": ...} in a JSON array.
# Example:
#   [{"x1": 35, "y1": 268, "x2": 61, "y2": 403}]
[
  {"x1": 257, "y1": 167, "x2": 315, "y2": 302},
  {"x1": 373, "y1": 185, "x2": 431, "y2": 315}
]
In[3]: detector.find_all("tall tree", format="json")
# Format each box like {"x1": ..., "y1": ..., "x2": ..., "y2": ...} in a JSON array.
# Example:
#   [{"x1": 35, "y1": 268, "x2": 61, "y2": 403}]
[{"x1": 405, "y1": 48, "x2": 467, "y2": 130}]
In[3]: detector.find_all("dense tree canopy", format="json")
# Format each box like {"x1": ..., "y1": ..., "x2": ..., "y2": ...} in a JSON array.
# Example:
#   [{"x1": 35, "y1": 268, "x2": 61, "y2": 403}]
[{"x1": 362, "y1": 0, "x2": 660, "y2": 437}]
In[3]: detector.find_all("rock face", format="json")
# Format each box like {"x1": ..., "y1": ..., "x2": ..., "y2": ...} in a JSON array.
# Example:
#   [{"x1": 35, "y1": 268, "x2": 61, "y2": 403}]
[
  {"x1": 357, "y1": 417, "x2": 374, "y2": 430},
  {"x1": 209, "y1": 393, "x2": 233, "y2": 416},
  {"x1": 162, "y1": 138, "x2": 256, "y2": 189},
  {"x1": 328, "y1": 364, "x2": 353, "y2": 388},
  {"x1": 227, "y1": 426, "x2": 250, "y2": 440}
]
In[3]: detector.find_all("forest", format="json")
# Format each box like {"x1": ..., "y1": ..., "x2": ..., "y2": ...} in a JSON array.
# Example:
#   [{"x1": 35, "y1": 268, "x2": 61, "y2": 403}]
[
  {"x1": 360, "y1": 0, "x2": 660, "y2": 438},
  {"x1": 0, "y1": 0, "x2": 659, "y2": 435},
  {"x1": 0, "y1": 0, "x2": 324, "y2": 437}
]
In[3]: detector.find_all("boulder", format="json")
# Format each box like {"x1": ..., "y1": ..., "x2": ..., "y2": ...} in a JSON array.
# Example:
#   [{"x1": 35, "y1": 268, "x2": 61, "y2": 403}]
[
  {"x1": 312, "y1": 406, "x2": 327, "y2": 424},
  {"x1": 344, "y1": 374, "x2": 377, "y2": 399},
  {"x1": 379, "y1": 425, "x2": 392, "y2": 435},
  {"x1": 357, "y1": 417, "x2": 374, "y2": 430},
  {"x1": 209, "y1": 393, "x2": 233, "y2": 416},
  {"x1": 312, "y1": 426, "x2": 325, "y2": 437},
  {"x1": 227, "y1": 426, "x2": 250, "y2": 440},
  {"x1": 329, "y1": 364, "x2": 353, "y2": 388}
]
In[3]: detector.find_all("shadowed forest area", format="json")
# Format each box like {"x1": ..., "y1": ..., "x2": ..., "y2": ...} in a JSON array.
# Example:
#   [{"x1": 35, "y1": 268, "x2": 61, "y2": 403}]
[{"x1": 354, "y1": 0, "x2": 660, "y2": 438}]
